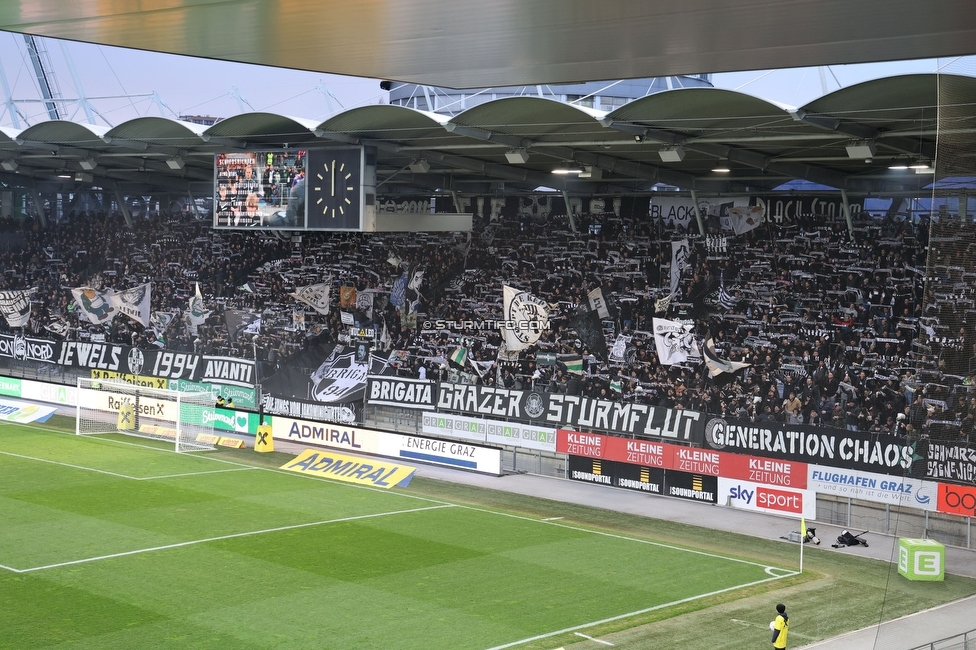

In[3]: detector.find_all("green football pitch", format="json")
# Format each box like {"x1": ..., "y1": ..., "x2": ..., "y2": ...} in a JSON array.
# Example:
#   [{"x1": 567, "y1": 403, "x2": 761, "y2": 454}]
[{"x1": 0, "y1": 421, "x2": 794, "y2": 649}]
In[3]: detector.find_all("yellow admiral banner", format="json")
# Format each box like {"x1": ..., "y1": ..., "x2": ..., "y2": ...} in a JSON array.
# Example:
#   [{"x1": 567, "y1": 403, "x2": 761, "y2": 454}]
[{"x1": 281, "y1": 449, "x2": 415, "y2": 488}]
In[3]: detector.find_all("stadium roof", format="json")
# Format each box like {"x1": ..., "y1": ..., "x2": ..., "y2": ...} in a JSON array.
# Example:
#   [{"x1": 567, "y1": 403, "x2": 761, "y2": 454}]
[
  {"x1": 1, "y1": 2, "x2": 974, "y2": 89},
  {"x1": 0, "y1": 74, "x2": 973, "y2": 199}
]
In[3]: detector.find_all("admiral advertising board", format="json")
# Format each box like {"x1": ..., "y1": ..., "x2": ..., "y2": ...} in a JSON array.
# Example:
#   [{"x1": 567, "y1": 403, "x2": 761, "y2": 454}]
[
  {"x1": 366, "y1": 376, "x2": 436, "y2": 410},
  {"x1": 718, "y1": 478, "x2": 816, "y2": 519},
  {"x1": 437, "y1": 382, "x2": 704, "y2": 443},
  {"x1": 272, "y1": 416, "x2": 501, "y2": 475},
  {"x1": 702, "y1": 416, "x2": 919, "y2": 477},
  {"x1": 807, "y1": 465, "x2": 937, "y2": 511},
  {"x1": 556, "y1": 429, "x2": 808, "y2": 488}
]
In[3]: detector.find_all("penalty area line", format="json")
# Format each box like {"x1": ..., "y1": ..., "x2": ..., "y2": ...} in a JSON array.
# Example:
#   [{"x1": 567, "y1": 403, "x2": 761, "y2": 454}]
[
  {"x1": 11, "y1": 504, "x2": 455, "y2": 574},
  {"x1": 0, "y1": 450, "x2": 138, "y2": 480},
  {"x1": 484, "y1": 572, "x2": 794, "y2": 650}
]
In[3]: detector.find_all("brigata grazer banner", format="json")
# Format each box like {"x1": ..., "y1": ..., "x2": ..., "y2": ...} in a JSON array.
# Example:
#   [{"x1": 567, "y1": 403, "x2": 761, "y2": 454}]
[{"x1": 436, "y1": 382, "x2": 705, "y2": 444}]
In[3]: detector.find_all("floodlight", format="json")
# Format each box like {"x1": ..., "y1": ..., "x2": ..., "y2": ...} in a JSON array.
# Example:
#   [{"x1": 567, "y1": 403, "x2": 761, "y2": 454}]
[
  {"x1": 408, "y1": 158, "x2": 430, "y2": 173},
  {"x1": 79, "y1": 158, "x2": 97, "y2": 170},
  {"x1": 845, "y1": 140, "x2": 876, "y2": 159},
  {"x1": 74, "y1": 172, "x2": 93, "y2": 183},
  {"x1": 579, "y1": 166, "x2": 602, "y2": 179},
  {"x1": 658, "y1": 146, "x2": 685, "y2": 162},
  {"x1": 505, "y1": 148, "x2": 529, "y2": 164},
  {"x1": 711, "y1": 159, "x2": 731, "y2": 173},
  {"x1": 165, "y1": 157, "x2": 185, "y2": 170},
  {"x1": 0, "y1": 160, "x2": 17, "y2": 172}
]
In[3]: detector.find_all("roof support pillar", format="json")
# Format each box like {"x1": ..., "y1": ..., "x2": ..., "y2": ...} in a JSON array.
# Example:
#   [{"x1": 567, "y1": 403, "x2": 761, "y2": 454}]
[
  {"x1": 840, "y1": 189, "x2": 854, "y2": 241},
  {"x1": 689, "y1": 189, "x2": 705, "y2": 237},
  {"x1": 112, "y1": 181, "x2": 134, "y2": 228},
  {"x1": 561, "y1": 190, "x2": 577, "y2": 233},
  {"x1": 28, "y1": 185, "x2": 47, "y2": 228}
]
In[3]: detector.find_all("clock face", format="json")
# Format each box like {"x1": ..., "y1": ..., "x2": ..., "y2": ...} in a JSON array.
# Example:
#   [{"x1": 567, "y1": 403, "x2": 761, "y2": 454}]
[{"x1": 307, "y1": 147, "x2": 363, "y2": 230}]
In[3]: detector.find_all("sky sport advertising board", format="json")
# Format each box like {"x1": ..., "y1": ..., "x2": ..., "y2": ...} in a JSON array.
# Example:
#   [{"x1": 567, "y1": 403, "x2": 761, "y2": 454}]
[
  {"x1": 272, "y1": 416, "x2": 501, "y2": 475},
  {"x1": 718, "y1": 477, "x2": 816, "y2": 519},
  {"x1": 806, "y1": 465, "x2": 938, "y2": 511}
]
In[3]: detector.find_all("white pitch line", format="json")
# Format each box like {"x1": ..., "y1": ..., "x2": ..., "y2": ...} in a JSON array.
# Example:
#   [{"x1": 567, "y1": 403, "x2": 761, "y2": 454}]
[
  {"x1": 10, "y1": 504, "x2": 454, "y2": 574},
  {"x1": 575, "y1": 631, "x2": 614, "y2": 645},
  {"x1": 483, "y1": 572, "x2": 794, "y2": 650},
  {"x1": 0, "y1": 563, "x2": 23, "y2": 574},
  {"x1": 135, "y1": 467, "x2": 258, "y2": 480},
  {"x1": 460, "y1": 504, "x2": 790, "y2": 572},
  {"x1": 0, "y1": 450, "x2": 138, "y2": 479}
]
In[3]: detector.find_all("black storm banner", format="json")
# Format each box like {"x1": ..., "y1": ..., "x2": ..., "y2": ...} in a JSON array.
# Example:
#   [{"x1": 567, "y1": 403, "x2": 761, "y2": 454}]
[
  {"x1": 702, "y1": 416, "x2": 919, "y2": 476},
  {"x1": 436, "y1": 382, "x2": 705, "y2": 444},
  {"x1": 365, "y1": 376, "x2": 436, "y2": 410},
  {"x1": 0, "y1": 335, "x2": 255, "y2": 386}
]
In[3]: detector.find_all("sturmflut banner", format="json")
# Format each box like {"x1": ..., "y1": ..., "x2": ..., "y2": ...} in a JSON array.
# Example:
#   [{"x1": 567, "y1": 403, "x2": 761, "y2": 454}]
[{"x1": 435, "y1": 382, "x2": 705, "y2": 444}]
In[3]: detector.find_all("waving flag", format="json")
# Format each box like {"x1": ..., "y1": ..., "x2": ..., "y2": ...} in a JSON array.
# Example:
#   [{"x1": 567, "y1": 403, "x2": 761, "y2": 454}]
[
  {"x1": 502, "y1": 285, "x2": 550, "y2": 352},
  {"x1": 113, "y1": 282, "x2": 151, "y2": 327},
  {"x1": 390, "y1": 273, "x2": 408, "y2": 308},
  {"x1": 0, "y1": 288, "x2": 36, "y2": 328},
  {"x1": 290, "y1": 282, "x2": 332, "y2": 315},
  {"x1": 71, "y1": 287, "x2": 118, "y2": 325},
  {"x1": 703, "y1": 335, "x2": 751, "y2": 377},
  {"x1": 653, "y1": 317, "x2": 699, "y2": 366}
]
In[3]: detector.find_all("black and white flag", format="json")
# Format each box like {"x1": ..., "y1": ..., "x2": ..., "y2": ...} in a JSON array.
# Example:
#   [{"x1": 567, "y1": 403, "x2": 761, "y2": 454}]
[
  {"x1": 502, "y1": 285, "x2": 550, "y2": 352},
  {"x1": 113, "y1": 283, "x2": 151, "y2": 327},
  {"x1": 0, "y1": 288, "x2": 36, "y2": 328},
  {"x1": 290, "y1": 281, "x2": 332, "y2": 315},
  {"x1": 224, "y1": 310, "x2": 261, "y2": 343},
  {"x1": 653, "y1": 317, "x2": 699, "y2": 366},
  {"x1": 718, "y1": 274, "x2": 739, "y2": 310},
  {"x1": 703, "y1": 336, "x2": 751, "y2": 377},
  {"x1": 587, "y1": 287, "x2": 611, "y2": 319},
  {"x1": 670, "y1": 239, "x2": 691, "y2": 296}
]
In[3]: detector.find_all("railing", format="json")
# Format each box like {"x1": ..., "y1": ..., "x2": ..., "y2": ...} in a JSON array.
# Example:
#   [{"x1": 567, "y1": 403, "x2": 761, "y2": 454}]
[{"x1": 909, "y1": 628, "x2": 976, "y2": 650}]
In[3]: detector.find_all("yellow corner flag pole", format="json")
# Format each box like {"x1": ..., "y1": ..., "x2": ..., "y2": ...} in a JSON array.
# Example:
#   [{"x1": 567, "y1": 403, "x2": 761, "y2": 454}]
[{"x1": 799, "y1": 517, "x2": 806, "y2": 573}]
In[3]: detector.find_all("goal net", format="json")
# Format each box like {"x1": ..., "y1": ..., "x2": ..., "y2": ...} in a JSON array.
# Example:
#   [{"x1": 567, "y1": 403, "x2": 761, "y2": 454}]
[{"x1": 75, "y1": 377, "x2": 217, "y2": 452}]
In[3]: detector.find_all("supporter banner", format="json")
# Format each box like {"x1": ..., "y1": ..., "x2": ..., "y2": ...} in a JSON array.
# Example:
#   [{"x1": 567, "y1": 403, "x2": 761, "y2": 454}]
[
  {"x1": 0, "y1": 376, "x2": 21, "y2": 397},
  {"x1": 807, "y1": 465, "x2": 937, "y2": 512},
  {"x1": 71, "y1": 287, "x2": 118, "y2": 325},
  {"x1": 437, "y1": 382, "x2": 705, "y2": 443},
  {"x1": 702, "y1": 416, "x2": 918, "y2": 476},
  {"x1": 755, "y1": 194, "x2": 863, "y2": 223},
  {"x1": 0, "y1": 398, "x2": 56, "y2": 423},
  {"x1": 262, "y1": 343, "x2": 390, "y2": 409},
  {"x1": 272, "y1": 416, "x2": 501, "y2": 474},
  {"x1": 925, "y1": 440, "x2": 976, "y2": 487},
  {"x1": 262, "y1": 394, "x2": 358, "y2": 424},
  {"x1": 114, "y1": 283, "x2": 151, "y2": 327},
  {"x1": 0, "y1": 333, "x2": 57, "y2": 362},
  {"x1": 937, "y1": 483, "x2": 976, "y2": 518},
  {"x1": 281, "y1": 449, "x2": 416, "y2": 489},
  {"x1": 556, "y1": 429, "x2": 808, "y2": 488},
  {"x1": 718, "y1": 477, "x2": 816, "y2": 519},
  {"x1": 0, "y1": 288, "x2": 36, "y2": 328},
  {"x1": 366, "y1": 376, "x2": 436, "y2": 410},
  {"x1": 198, "y1": 355, "x2": 256, "y2": 388},
  {"x1": 664, "y1": 469, "x2": 718, "y2": 504}
]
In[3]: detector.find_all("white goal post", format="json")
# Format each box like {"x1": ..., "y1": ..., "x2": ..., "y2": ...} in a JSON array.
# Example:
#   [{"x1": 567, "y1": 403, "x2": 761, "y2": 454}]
[{"x1": 75, "y1": 377, "x2": 217, "y2": 452}]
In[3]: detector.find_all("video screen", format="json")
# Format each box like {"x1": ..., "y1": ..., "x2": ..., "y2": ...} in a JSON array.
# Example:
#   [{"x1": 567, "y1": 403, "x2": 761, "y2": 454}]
[{"x1": 213, "y1": 150, "x2": 307, "y2": 229}]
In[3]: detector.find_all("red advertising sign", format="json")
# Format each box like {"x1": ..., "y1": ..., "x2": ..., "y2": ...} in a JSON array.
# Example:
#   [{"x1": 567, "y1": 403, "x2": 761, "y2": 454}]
[
  {"x1": 556, "y1": 430, "x2": 807, "y2": 488},
  {"x1": 937, "y1": 483, "x2": 976, "y2": 517}
]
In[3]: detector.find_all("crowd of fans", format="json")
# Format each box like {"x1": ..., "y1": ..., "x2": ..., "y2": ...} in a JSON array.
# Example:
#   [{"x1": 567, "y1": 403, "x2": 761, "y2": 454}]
[{"x1": 1, "y1": 203, "x2": 974, "y2": 443}]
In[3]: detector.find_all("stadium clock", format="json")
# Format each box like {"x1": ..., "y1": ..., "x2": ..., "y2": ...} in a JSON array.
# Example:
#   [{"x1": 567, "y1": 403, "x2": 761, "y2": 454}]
[{"x1": 307, "y1": 147, "x2": 364, "y2": 230}]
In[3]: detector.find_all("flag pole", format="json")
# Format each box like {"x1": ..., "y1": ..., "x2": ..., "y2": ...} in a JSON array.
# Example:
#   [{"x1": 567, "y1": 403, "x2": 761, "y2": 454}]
[{"x1": 799, "y1": 517, "x2": 806, "y2": 573}]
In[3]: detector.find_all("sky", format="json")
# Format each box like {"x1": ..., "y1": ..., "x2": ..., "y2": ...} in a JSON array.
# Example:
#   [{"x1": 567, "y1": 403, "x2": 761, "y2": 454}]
[{"x1": 0, "y1": 31, "x2": 974, "y2": 129}]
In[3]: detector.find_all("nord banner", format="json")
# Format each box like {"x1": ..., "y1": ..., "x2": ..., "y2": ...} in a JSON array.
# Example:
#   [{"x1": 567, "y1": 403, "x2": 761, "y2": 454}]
[{"x1": 436, "y1": 382, "x2": 704, "y2": 443}]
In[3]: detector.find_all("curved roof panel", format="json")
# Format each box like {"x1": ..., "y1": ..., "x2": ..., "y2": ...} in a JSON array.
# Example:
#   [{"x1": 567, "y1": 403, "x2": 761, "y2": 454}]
[
  {"x1": 16, "y1": 121, "x2": 111, "y2": 147},
  {"x1": 607, "y1": 88, "x2": 793, "y2": 135},
  {"x1": 105, "y1": 117, "x2": 208, "y2": 146},
  {"x1": 203, "y1": 113, "x2": 318, "y2": 142},
  {"x1": 450, "y1": 97, "x2": 607, "y2": 141}
]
